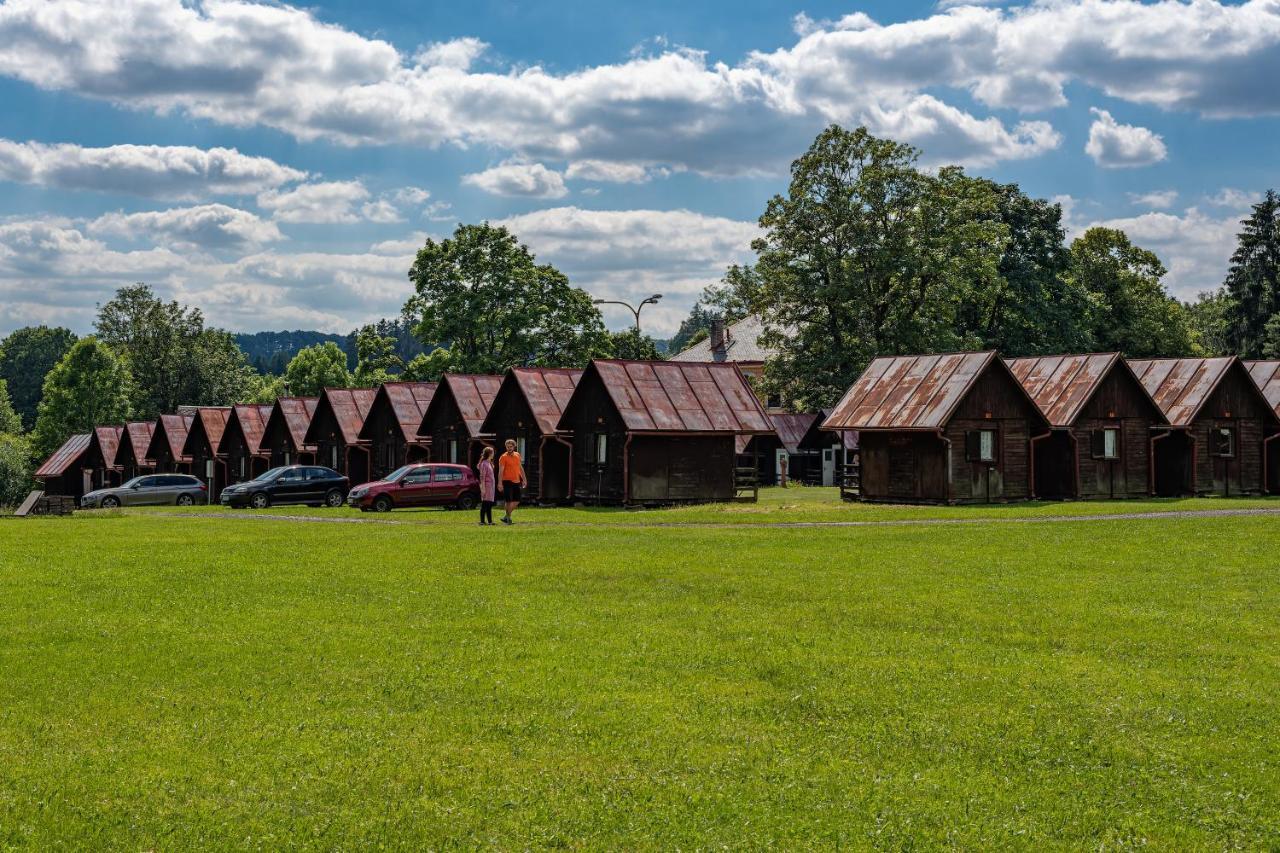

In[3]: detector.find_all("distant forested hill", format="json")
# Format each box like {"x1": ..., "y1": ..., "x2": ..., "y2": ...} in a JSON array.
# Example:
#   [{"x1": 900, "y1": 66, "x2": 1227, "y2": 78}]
[{"x1": 234, "y1": 320, "x2": 428, "y2": 375}]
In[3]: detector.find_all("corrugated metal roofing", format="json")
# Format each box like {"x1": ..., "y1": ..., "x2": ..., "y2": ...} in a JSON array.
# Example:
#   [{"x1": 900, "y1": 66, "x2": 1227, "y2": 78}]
[
  {"x1": 218, "y1": 404, "x2": 274, "y2": 455},
  {"x1": 90, "y1": 425, "x2": 124, "y2": 469},
  {"x1": 1128, "y1": 357, "x2": 1235, "y2": 427},
  {"x1": 1246, "y1": 360, "x2": 1280, "y2": 415},
  {"x1": 120, "y1": 421, "x2": 155, "y2": 466},
  {"x1": 183, "y1": 407, "x2": 231, "y2": 456},
  {"x1": 823, "y1": 352, "x2": 1000, "y2": 430},
  {"x1": 770, "y1": 412, "x2": 820, "y2": 453},
  {"x1": 268, "y1": 397, "x2": 319, "y2": 451},
  {"x1": 481, "y1": 368, "x2": 582, "y2": 437},
  {"x1": 1006, "y1": 353, "x2": 1121, "y2": 426},
  {"x1": 362, "y1": 382, "x2": 437, "y2": 441},
  {"x1": 420, "y1": 374, "x2": 503, "y2": 437},
  {"x1": 305, "y1": 387, "x2": 378, "y2": 445},
  {"x1": 35, "y1": 432, "x2": 90, "y2": 478},
  {"x1": 565, "y1": 359, "x2": 773, "y2": 434},
  {"x1": 148, "y1": 414, "x2": 194, "y2": 463}
]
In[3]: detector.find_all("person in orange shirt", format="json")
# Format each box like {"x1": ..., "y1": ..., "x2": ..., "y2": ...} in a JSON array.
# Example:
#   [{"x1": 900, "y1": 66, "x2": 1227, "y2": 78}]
[{"x1": 498, "y1": 438, "x2": 527, "y2": 525}]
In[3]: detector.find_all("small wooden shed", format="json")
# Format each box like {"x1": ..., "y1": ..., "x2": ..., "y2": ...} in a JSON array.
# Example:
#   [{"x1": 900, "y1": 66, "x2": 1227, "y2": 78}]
[
  {"x1": 303, "y1": 387, "x2": 377, "y2": 484},
  {"x1": 261, "y1": 397, "x2": 319, "y2": 468},
  {"x1": 1008, "y1": 353, "x2": 1167, "y2": 499},
  {"x1": 1245, "y1": 360, "x2": 1280, "y2": 493},
  {"x1": 35, "y1": 432, "x2": 92, "y2": 498},
  {"x1": 217, "y1": 404, "x2": 274, "y2": 485},
  {"x1": 83, "y1": 425, "x2": 124, "y2": 490},
  {"x1": 358, "y1": 382, "x2": 436, "y2": 480},
  {"x1": 417, "y1": 374, "x2": 503, "y2": 469},
  {"x1": 114, "y1": 422, "x2": 156, "y2": 481},
  {"x1": 555, "y1": 359, "x2": 773, "y2": 505},
  {"x1": 479, "y1": 368, "x2": 581, "y2": 503},
  {"x1": 145, "y1": 414, "x2": 194, "y2": 473},
  {"x1": 1130, "y1": 357, "x2": 1278, "y2": 496},
  {"x1": 822, "y1": 351, "x2": 1047, "y2": 504},
  {"x1": 182, "y1": 407, "x2": 232, "y2": 498}
]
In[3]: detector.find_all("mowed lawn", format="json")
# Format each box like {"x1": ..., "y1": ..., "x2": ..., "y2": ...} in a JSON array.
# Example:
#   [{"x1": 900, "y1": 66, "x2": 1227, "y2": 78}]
[{"x1": 2, "y1": 491, "x2": 1279, "y2": 848}]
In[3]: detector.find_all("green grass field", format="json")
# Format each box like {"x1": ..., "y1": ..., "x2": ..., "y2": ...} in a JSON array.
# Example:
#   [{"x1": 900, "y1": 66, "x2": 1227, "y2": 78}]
[{"x1": 3, "y1": 489, "x2": 1279, "y2": 848}]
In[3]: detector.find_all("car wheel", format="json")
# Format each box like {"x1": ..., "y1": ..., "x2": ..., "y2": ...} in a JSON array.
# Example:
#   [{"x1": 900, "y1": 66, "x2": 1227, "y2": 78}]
[
  {"x1": 176, "y1": 494, "x2": 195, "y2": 507},
  {"x1": 373, "y1": 495, "x2": 393, "y2": 513},
  {"x1": 324, "y1": 489, "x2": 344, "y2": 508},
  {"x1": 455, "y1": 492, "x2": 477, "y2": 511},
  {"x1": 101, "y1": 496, "x2": 120, "y2": 509},
  {"x1": 250, "y1": 492, "x2": 271, "y2": 509}
]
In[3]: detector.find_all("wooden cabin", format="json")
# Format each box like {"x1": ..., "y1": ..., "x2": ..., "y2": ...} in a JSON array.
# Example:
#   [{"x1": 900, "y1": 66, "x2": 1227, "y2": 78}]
[
  {"x1": 114, "y1": 422, "x2": 155, "y2": 481},
  {"x1": 417, "y1": 374, "x2": 503, "y2": 470},
  {"x1": 1008, "y1": 354, "x2": 1167, "y2": 500},
  {"x1": 358, "y1": 382, "x2": 436, "y2": 480},
  {"x1": 555, "y1": 359, "x2": 773, "y2": 505},
  {"x1": 145, "y1": 414, "x2": 194, "y2": 473},
  {"x1": 83, "y1": 425, "x2": 124, "y2": 490},
  {"x1": 822, "y1": 352, "x2": 1047, "y2": 504},
  {"x1": 1245, "y1": 360, "x2": 1280, "y2": 493},
  {"x1": 1130, "y1": 357, "x2": 1278, "y2": 496},
  {"x1": 182, "y1": 407, "x2": 232, "y2": 499},
  {"x1": 742, "y1": 413, "x2": 813, "y2": 486},
  {"x1": 261, "y1": 397, "x2": 318, "y2": 468},
  {"x1": 217, "y1": 404, "x2": 274, "y2": 484},
  {"x1": 479, "y1": 368, "x2": 580, "y2": 503},
  {"x1": 303, "y1": 387, "x2": 377, "y2": 484},
  {"x1": 34, "y1": 433, "x2": 92, "y2": 499}
]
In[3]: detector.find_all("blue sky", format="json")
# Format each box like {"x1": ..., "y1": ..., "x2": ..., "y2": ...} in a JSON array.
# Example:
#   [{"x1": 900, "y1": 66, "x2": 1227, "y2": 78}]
[{"x1": 0, "y1": 0, "x2": 1277, "y2": 338}]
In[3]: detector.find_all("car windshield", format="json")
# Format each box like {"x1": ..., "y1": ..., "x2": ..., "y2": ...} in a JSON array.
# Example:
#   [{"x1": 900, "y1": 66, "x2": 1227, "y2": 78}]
[
  {"x1": 254, "y1": 467, "x2": 288, "y2": 482},
  {"x1": 384, "y1": 465, "x2": 416, "y2": 482},
  {"x1": 121, "y1": 476, "x2": 146, "y2": 489}
]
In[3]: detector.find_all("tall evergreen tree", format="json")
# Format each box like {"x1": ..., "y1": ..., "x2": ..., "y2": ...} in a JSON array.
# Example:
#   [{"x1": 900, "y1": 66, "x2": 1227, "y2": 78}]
[{"x1": 1224, "y1": 190, "x2": 1280, "y2": 357}]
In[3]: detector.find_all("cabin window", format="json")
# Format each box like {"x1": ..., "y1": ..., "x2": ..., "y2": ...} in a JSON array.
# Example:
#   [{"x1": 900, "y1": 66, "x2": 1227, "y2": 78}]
[
  {"x1": 965, "y1": 429, "x2": 996, "y2": 463},
  {"x1": 1092, "y1": 428, "x2": 1120, "y2": 460},
  {"x1": 330, "y1": 446, "x2": 339, "y2": 469},
  {"x1": 1213, "y1": 427, "x2": 1235, "y2": 458},
  {"x1": 448, "y1": 439, "x2": 459, "y2": 463},
  {"x1": 239, "y1": 457, "x2": 246, "y2": 477},
  {"x1": 587, "y1": 433, "x2": 608, "y2": 464},
  {"x1": 282, "y1": 451, "x2": 291, "y2": 466},
  {"x1": 516, "y1": 436, "x2": 527, "y2": 458}
]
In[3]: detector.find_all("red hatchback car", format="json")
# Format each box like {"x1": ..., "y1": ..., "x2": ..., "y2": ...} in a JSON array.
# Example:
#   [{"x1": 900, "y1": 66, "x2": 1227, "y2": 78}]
[{"x1": 347, "y1": 463, "x2": 480, "y2": 512}]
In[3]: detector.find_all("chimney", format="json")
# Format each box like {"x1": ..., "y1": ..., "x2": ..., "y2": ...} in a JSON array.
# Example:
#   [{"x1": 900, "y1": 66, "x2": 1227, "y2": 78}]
[{"x1": 710, "y1": 318, "x2": 726, "y2": 360}]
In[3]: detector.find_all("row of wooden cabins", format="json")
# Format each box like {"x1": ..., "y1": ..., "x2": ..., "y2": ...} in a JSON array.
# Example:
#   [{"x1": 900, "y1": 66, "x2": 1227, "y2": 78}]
[
  {"x1": 823, "y1": 352, "x2": 1280, "y2": 503},
  {"x1": 35, "y1": 360, "x2": 775, "y2": 506}
]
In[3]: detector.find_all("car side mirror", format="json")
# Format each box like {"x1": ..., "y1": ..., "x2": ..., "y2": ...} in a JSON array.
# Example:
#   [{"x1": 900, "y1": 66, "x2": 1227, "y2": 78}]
[{"x1": 130, "y1": 483, "x2": 141, "y2": 489}]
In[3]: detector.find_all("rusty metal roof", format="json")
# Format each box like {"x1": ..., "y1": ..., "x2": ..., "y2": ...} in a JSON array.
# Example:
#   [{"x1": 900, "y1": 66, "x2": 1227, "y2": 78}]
[
  {"x1": 147, "y1": 414, "x2": 194, "y2": 463},
  {"x1": 35, "y1": 432, "x2": 91, "y2": 478},
  {"x1": 218, "y1": 404, "x2": 275, "y2": 455},
  {"x1": 1246, "y1": 360, "x2": 1280, "y2": 416},
  {"x1": 418, "y1": 374, "x2": 503, "y2": 438},
  {"x1": 182, "y1": 407, "x2": 231, "y2": 457},
  {"x1": 89, "y1": 425, "x2": 124, "y2": 469},
  {"x1": 481, "y1": 368, "x2": 582, "y2": 437},
  {"x1": 304, "y1": 387, "x2": 378, "y2": 445},
  {"x1": 1005, "y1": 353, "x2": 1120, "y2": 426},
  {"x1": 563, "y1": 359, "x2": 773, "y2": 434},
  {"x1": 770, "y1": 412, "x2": 820, "y2": 453},
  {"x1": 265, "y1": 397, "x2": 319, "y2": 451},
  {"x1": 120, "y1": 421, "x2": 155, "y2": 466},
  {"x1": 361, "y1": 382, "x2": 437, "y2": 441},
  {"x1": 1128, "y1": 357, "x2": 1236, "y2": 427},
  {"x1": 823, "y1": 352, "x2": 1010, "y2": 430}
]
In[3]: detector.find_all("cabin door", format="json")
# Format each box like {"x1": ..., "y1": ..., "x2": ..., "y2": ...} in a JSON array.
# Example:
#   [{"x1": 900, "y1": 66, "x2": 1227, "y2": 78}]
[
  {"x1": 821, "y1": 448, "x2": 836, "y2": 487},
  {"x1": 82, "y1": 469, "x2": 92, "y2": 496},
  {"x1": 775, "y1": 449, "x2": 788, "y2": 485}
]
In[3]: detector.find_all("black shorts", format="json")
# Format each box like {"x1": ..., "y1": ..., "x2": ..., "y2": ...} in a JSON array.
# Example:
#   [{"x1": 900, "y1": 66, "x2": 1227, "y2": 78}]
[{"x1": 502, "y1": 482, "x2": 522, "y2": 502}]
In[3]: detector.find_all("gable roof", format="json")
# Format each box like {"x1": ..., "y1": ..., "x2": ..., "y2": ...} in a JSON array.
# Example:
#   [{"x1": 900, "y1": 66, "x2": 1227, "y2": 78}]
[
  {"x1": 1006, "y1": 353, "x2": 1166, "y2": 427},
  {"x1": 147, "y1": 414, "x2": 193, "y2": 463},
  {"x1": 670, "y1": 315, "x2": 778, "y2": 364},
  {"x1": 265, "y1": 397, "x2": 319, "y2": 451},
  {"x1": 1128, "y1": 357, "x2": 1242, "y2": 427},
  {"x1": 418, "y1": 374, "x2": 503, "y2": 438},
  {"x1": 360, "y1": 382, "x2": 436, "y2": 442},
  {"x1": 119, "y1": 421, "x2": 155, "y2": 466},
  {"x1": 35, "y1": 432, "x2": 91, "y2": 478},
  {"x1": 560, "y1": 359, "x2": 773, "y2": 434},
  {"x1": 824, "y1": 351, "x2": 1040, "y2": 431},
  {"x1": 182, "y1": 407, "x2": 231, "y2": 457},
  {"x1": 1246, "y1": 360, "x2": 1280, "y2": 416},
  {"x1": 481, "y1": 368, "x2": 582, "y2": 437},
  {"x1": 304, "y1": 387, "x2": 378, "y2": 445},
  {"x1": 217, "y1": 404, "x2": 275, "y2": 456},
  {"x1": 88, "y1": 425, "x2": 124, "y2": 469},
  {"x1": 769, "y1": 412, "x2": 821, "y2": 454}
]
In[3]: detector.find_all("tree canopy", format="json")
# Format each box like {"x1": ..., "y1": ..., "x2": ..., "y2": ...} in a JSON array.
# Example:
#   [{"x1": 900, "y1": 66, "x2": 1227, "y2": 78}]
[
  {"x1": 0, "y1": 325, "x2": 78, "y2": 430},
  {"x1": 284, "y1": 342, "x2": 352, "y2": 397},
  {"x1": 0, "y1": 379, "x2": 21, "y2": 435},
  {"x1": 353, "y1": 325, "x2": 403, "y2": 387},
  {"x1": 31, "y1": 338, "x2": 132, "y2": 458},
  {"x1": 1223, "y1": 190, "x2": 1280, "y2": 358}
]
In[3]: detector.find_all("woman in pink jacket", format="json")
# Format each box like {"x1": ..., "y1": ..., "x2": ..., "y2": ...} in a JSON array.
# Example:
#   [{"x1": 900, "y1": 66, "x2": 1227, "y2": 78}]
[{"x1": 477, "y1": 445, "x2": 496, "y2": 525}]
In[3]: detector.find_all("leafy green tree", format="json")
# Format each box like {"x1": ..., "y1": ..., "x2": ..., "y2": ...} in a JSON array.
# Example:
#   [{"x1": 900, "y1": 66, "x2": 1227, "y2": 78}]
[
  {"x1": 1224, "y1": 190, "x2": 1280, "y2": 357},
  {"x1": 31, "y1": 338, "x2": 133, "y2": 458},
  {"x1": 0, "y1": 325, "x2": 77, "y2": 429},
  {"x1": 401, "y1": 349, "x2": 453, "y2": 382},
  {"x1": 0, "y1": 433, "x2": 33, "y2": 507},
  {"x1": 1186, "y1": 289, "x2": 1234, "y2": 356},
  {"x1": 713, "y1": 125, "x2": 1007, "y2": 408},
  {"x1": 94, "y1": 285, "x2": 256, "y2": 417},
  {"x1": 1067, "y1": 228, "x2": 1195, "y2": 357},
  {"x1": 243, "y1": 373, "x2": 288, "y2": 404},
  {"x1": 353, "y1": 325, "x2": 403, "y2": 386},
  {"x1": 404, "y1": 223, "x2": 611, "y2": 373},
  {"x1": 284, "y1": 342, "x2": 352, "y2": 397},
  {"x1": 607, "y1": 329, "x2": 662, "y2": 360},
  {"x1": 0, "y1": 379, "x2": 22, "y2": 435}
]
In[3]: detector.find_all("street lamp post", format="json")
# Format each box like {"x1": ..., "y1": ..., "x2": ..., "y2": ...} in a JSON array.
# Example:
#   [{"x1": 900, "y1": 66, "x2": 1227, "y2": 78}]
[{"x1": 592, "y1": 294, "x2": 663, "y2": 333}]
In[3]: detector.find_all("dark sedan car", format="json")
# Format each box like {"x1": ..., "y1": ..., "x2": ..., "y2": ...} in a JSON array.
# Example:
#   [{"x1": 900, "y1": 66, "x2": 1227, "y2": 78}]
[{"x1": 219, "y1": 465, "x2": 348, "y2": 509}]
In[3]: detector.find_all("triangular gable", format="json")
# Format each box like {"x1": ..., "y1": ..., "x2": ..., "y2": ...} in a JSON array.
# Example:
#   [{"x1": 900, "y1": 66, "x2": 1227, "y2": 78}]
[
  {"x1": 1128, "y1": 357, "x2": 1273, "y2": 427},
  {"x1": 89, "y1": 425, "x2": 124, "y2": 469},
  {"x1": 1246, "y1": 360, "x2": 1280, "y2": 416},
  {"x1": 217, "y1": 404, "x2": 274, "y2": 456},
  {"x1": 419, "y1": 374, "x2": 503, "y2": 438},
  {"x1": 182, "y1": 407, "x2": 231, "y2": 457},
  {"x1": 264, "y1": 398, "x2": 319, "y2": 452},
  {"x1": 146, "y1": 414, "x2": 194, "y2": 463},
  {"x1": 362, "y1": 382, "x2": 437, "y2": 442},
  {"x1": 1007, "y1": 353, "x2": 1166, "y2": 427},
  {"x1": 480, "y1": 368, "x2": 582, "y2": 437},
  {"x1": 304, "y1": 387, "x2": 378, "y2": 445},
  {"x1": 35, "y1": 433, "x2": 91, "y2": 478}
]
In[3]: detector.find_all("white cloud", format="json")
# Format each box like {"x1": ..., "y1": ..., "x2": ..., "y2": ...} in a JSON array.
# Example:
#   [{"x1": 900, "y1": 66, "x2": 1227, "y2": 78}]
[
  {"x1": 1084, "y1": 108, "x2": 1167, "y2": 168},
  {"x1": 0, "y1": 138, "x2": 305, "y2": 199},
  {"x1": 1127, "y1": 189, "x2": 1178, "y2": 209},
  {"x1": 87, "y1": 204, "x2": 283, "y2": 251},
  {"x1": 257, "y1": 181, "x2": 371, "y2": 223},
  {"x1": 462, "y1": 162, "x2": 568, "y2": 198},
  {"x1": 1206, "y1": 188, "x2": 1257, "y2": 209},
  {"x1": 565, "y1": 160, "x2": 654, "y2": 184}
]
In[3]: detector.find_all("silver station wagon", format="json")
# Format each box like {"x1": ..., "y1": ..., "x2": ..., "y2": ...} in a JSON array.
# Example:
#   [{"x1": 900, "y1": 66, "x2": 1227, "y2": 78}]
[{"x1": 81, "y1": 474, "x2": 209, "y2": 508}]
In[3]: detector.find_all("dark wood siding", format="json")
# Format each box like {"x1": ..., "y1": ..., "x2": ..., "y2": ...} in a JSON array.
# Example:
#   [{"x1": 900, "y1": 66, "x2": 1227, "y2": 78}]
[
  {"x1": 483, "y1": 388, "x2": 564, "y2": 502},
  {"x1": 562, "y1": 373, "x2": 627, "y2": 503},
  {"x1": 858, "y1": 432, "x2": 948, "y2": 502},
  {"x1": 1063, "y1": 369, "x2": 1161, "y2": 499},
  {"x1": 943, "y1": 367, "x2": 1039, "y2": 503},
  {"x1": 423, "y1": 390, "x2": 490, "y2": 471},
  {"x1": 1190, "y1": 368, "x2": 1269, "y2": 495},
  {"x1": 628, "y1": 436, "x2": 735, "y2": 503}
]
